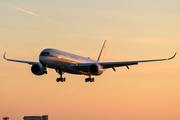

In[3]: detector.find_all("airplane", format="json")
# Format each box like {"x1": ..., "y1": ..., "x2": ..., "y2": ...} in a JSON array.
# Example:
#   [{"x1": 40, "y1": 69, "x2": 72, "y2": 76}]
[{"x1": 3, "y1": 40, "x2": 176, "y2": 82}]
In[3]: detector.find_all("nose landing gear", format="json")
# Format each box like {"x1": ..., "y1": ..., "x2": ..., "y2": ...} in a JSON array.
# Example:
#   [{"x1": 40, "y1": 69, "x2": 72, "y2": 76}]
[{"x1": 56, "y1": 69, "x2": 66, "y2": 82}]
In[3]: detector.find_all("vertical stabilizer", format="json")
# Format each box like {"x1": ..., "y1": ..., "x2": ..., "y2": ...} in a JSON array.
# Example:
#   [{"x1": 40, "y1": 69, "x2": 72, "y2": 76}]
[{"x1": 97, "y1": 40, "x2": 108, "y2": 62}]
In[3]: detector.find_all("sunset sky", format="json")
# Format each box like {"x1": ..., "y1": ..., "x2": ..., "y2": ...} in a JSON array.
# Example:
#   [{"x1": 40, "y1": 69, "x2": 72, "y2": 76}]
[{"x1": 0, "y1": 0, "x2": 180, "y2": 120}]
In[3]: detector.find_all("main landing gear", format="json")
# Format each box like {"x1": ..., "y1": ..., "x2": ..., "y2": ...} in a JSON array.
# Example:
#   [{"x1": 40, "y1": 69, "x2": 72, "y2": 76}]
[
  {"x1": 57, "y1": 77, "x2": 66, "y2": 82},
  {"x1": 56, "y1": 69, "x2": 66, "y2": 82},
  {"x1": 85, "y1": 74, "x2": 95, "y2": 82}
]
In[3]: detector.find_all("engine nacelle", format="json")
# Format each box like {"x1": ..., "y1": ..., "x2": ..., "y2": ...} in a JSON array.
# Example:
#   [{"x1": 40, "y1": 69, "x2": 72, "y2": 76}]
[
  {"x1": 88, "y1": 64, "x2": 104, "y2": 75},
  {"x1": 31, "y1": 63, "x2": 47, "y2": 75}
]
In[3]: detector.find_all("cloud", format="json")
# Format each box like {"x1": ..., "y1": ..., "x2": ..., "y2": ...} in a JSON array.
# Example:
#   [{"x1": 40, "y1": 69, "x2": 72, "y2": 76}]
[
  {"x1": 1, "y1": 2, "x2": 39, "y2": 17},
  {"x1": 45, "y1": 18, "x2": 63, "y2": 26},
  {"x1": 1, "y1": 3, "x2": 63, "y2": 26},
  {"x1": 14, "y1": 7, "x2": 39, "y2": 16},
  {"x1": 1, "y1": 3, "x2": 39, "y2": 16}
]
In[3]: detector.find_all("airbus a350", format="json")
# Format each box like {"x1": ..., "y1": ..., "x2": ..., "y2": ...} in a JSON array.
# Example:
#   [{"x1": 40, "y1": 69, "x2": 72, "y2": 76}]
[{"x1": 3, "y1": 40, "x2": 176, "y2": 82}]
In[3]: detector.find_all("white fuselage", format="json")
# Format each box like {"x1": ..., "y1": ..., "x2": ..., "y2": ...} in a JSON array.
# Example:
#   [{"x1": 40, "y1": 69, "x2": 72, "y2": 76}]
[{"x1": 39, "y1": 48, "x2": 99, "y2": 75}]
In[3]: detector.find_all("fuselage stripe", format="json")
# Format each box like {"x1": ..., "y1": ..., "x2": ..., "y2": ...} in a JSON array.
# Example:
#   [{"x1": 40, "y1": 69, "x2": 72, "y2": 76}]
[{"x1": 40, "y1": 55, "x2": 82, "y2": 63}]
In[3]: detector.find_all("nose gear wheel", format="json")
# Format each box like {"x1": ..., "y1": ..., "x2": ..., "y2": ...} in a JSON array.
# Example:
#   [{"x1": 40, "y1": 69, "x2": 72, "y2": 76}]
[{"x1": 56, "y1": 69, "x2": 66, "y2": 82}]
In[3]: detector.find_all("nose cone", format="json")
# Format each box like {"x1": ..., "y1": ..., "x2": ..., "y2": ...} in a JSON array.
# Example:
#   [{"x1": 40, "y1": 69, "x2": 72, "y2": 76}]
[
  {"x1": 39, "y1": 49, "x2": 51, "y2": 64},
  {"x1": 39, "y1": 55, "x2": 47, "y2": 65}
]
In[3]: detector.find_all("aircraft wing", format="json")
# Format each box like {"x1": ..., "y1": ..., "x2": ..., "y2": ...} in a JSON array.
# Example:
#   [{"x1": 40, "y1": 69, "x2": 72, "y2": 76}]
[
  {"x1": 100, "y1": 53, "x2": 177, "y2": 69},
  {"x1": 72, "y1": 53, "x2": 177, "y2": 71},
  {"x1": 3, "y1": 52, "x2": 39, "y2": 65}
]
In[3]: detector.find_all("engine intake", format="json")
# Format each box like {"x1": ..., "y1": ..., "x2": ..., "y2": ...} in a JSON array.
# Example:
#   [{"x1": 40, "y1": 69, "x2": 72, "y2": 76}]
[
  {"x1": 31, "y1": 63, "x2": 47, "y2": 75},
  {"x1": 89, "y1": 64, "x2": 103, "y2": 75}
]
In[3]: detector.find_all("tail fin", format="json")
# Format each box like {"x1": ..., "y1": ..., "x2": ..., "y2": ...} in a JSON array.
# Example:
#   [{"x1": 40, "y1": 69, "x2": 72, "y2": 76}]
[{"x1": 97, "y1": 40, "x2": 108, "y2": 62}]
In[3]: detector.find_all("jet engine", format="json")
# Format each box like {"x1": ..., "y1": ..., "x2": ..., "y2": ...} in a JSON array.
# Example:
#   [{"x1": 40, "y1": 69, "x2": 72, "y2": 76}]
[
  {"x1": 88, "y1": 64, "x2": 104, "y2": 75},
  {"x1": 31, "y1": 63, "x2": 47, "y2": 75}
]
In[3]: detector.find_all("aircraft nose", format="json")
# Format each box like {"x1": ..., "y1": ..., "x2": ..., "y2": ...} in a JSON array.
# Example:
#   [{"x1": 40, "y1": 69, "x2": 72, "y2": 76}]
[
  {"x1": 39, "y1": 51, "x2": 51, "y2": 64},
  {"x1": 39, "y1": 56, "x2": 46, "y2": 65}
]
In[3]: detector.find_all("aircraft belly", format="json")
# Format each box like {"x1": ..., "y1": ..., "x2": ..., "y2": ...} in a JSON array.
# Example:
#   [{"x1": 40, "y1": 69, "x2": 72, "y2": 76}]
[{"x1": 40, "y1": 56, "x2": 86, "y2": 75}]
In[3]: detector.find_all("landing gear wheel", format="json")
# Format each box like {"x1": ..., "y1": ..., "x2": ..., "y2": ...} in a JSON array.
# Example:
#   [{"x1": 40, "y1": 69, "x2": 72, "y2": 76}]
[
  {"x1": 56, "y1": 78, "x2": 66, "y2": 82},
  {"x1": 85, "y1": 78, "x2": 95, "y2": 82},
  {"x1": 91, "y1": 78, "x2": 94, "y2": 82},
  {"x1": 56, "y1": 69, "x2": 66, "y2": 83},
  {"x1": 89, "y1": 78, "x2": 94, "y2": 82},
  {"x1": 56, "y1": 78, "x2": 60, "y2": 82},
  {"x1": 85, "y1": 78, "x2": 89, "y2": 82},
  {"x1": 62, "y1": 78, "x2": 66, "y2": 82}
]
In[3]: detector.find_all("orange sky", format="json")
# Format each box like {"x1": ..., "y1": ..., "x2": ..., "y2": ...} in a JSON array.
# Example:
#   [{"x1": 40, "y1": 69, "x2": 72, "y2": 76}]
[{"x1": 0, "y1": 1, "x2": 180, "y2": 120}]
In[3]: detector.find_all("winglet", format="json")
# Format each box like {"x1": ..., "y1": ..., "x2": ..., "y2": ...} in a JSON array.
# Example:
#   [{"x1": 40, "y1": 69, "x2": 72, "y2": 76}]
[
  {"x1": 3, "y1": 52, "x2": 7, "y2": 60},
  {"x1": 168, "y1": 52, "x2": 177, "y2": 60}
]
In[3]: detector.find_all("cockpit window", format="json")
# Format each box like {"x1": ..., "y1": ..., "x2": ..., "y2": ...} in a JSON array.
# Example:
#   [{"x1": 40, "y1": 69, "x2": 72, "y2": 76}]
[{"x1": 40, "y1": 52, "x2": 50, "y2": 55}]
